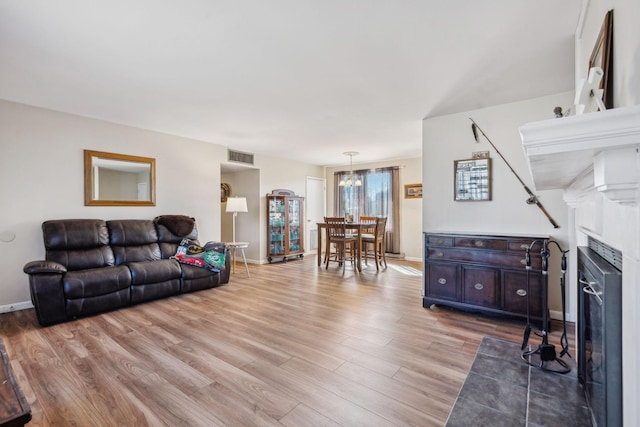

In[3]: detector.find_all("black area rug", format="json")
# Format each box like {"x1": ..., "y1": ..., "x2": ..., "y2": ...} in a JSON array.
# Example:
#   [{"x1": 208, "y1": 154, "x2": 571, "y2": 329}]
[{"x1": 445, "y1": 336, "x2": 592, "y2": 427}]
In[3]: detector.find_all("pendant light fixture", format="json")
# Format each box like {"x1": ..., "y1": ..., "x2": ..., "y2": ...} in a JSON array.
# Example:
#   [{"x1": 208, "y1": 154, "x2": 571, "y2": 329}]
[{"x1": 338, "y1": 151, "x2": 362, "y2": 187}]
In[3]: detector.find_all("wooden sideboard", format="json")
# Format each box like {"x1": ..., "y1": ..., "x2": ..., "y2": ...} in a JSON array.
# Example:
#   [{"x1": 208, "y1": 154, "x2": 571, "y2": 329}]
[
  {"x1": 0, "y1": 339, "x2": 31, "y2": 427},
  {"x1": 423, "y1": 232, "x2": 547, "y2": 325}
]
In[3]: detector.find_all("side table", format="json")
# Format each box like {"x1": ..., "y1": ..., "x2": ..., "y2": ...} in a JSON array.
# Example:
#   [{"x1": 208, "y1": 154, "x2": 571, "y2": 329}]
[
  {"x1": 226, "y1": 242, "x2": 250, "y2": 277},
  {"x1": 0, "y1": 339, "x2": 31, "y2": 427}
]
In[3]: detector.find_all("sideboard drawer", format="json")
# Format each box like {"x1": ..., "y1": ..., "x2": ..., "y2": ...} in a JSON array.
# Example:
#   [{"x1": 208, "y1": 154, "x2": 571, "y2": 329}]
[
  {"x1": 426, "y1": 262, "x2": 458, "y2": 301},
  {"x1": 427, "y1": 247, "x2": 541, "y2": 270},
  {"x1": 462, "y1": 266, "x2": 499, "y2": 308},
  {"x1": 507, "y1": 239, "x2": 543, "y2": 253},
  {"x1": 503, "y1": 270, "x2": 542, "y2": 317},
  {"x1": 455, "y1": 237, "x2": 507, "y2": 251},
  {"x1": 426, "y1": 235, "x2": 454, "y2": 247}
]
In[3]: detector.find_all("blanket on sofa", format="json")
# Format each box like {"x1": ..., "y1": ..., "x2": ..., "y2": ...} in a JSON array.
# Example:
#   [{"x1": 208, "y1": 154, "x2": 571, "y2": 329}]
[
  {"x1": 155, "y1": 215, "x2": 195, "y2": 237},
  {"x1": 171, "y1": 238, "x2": 226, "y2": 272}
]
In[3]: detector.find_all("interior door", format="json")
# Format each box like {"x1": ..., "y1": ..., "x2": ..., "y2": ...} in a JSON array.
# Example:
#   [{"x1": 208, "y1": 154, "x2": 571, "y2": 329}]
[{"x1": 305, "y1": 176, "x2": 326, "y2": 253}]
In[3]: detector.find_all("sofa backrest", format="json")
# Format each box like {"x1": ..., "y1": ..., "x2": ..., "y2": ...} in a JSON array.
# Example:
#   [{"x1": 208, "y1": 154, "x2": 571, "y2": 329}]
[
  {"x1": 41, "y1": 217, "x2": 200, "y2": 269},
  {"x1": 107, "y1": 220, "x2": 162, "y2": 265},
  {"x1": 156, "y1": 222, "x2": 199, "y2": 259},
  {"x1": 43, "y1": 219, "x2": 115, "y2": 271}
]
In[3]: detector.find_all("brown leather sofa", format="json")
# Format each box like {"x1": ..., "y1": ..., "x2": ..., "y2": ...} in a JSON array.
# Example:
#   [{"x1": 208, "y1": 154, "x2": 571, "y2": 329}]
[{"x1": 23, "y1": 217, "x2": 231, "y2": 326}]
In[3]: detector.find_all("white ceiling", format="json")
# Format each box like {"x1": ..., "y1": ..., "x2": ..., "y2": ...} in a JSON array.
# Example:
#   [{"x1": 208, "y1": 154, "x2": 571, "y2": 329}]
[{"x1": 0, "y1": 1, "x2": 583, "y2": 167}]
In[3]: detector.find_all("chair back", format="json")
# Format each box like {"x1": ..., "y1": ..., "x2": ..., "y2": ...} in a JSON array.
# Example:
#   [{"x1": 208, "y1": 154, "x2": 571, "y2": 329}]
[
  {"x1": 324, "y1": 217, "x2": 347, "y2": 239},
  {"x1": 375, "y1": 217, "x2": 387, "y2": 240},
  {"x1": 359, "y1": 216, "x2": 376, "y2": 234}
]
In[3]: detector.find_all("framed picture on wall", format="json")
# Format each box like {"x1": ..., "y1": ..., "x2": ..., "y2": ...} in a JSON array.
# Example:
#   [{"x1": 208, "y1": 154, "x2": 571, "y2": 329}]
[
  {"x1": 404, "y1": 183, "x2": 422, "y2": 199},
  {"x1": 454, "y1": 158, "x2": 491, "y2": 201},
  {"x1": 589, "y1": 10, "x2": 614, "y2": 109}
]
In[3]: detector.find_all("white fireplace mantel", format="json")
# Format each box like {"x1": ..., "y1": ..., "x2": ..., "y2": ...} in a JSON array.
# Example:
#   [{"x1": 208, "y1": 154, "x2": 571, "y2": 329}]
[
  {"x1": 520, "y1": 104, "x2": 640, "y2": 427},
  {"x1": 519, "y1": 105, "x2": 640, "y2": 204}
]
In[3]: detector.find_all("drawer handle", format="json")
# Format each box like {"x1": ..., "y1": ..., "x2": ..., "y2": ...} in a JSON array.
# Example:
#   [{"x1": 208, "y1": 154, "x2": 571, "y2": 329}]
[
  {"x1": 520, "y1": 259, "x2": 526, "y2": 265},
  {"x1": 520, "y1": 244, "x2": 528, "y2": 250},
  {"x1": 436, "y1": 252, "x2": 443, "y2": 257},
  {"x1": 516, "y1": 289, "x2": 527, "y2": 297},
  {"x1": 438, "y1": 278, "x2": 447, "y2": 285},
  {"x1": 437, "y1": 239, "x2": 444, "y2": 244},
  {"x1": 474, "y1": 283, "x2": 484, "y2": 291},
  {"x1": 475, "y1": 241, "x2": 484, "y2": 247}
]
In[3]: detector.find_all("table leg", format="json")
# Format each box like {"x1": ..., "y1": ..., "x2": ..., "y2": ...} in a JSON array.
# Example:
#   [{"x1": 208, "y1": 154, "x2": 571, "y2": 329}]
[
  {"x1": 356, "y1": 228, "x2": 362, "y2": 272},
  {"x1": 317, "y1": 225, "x2": 323, "y2": 267},
  {"x1": 231, "y1": 248, "x2": 236, "y2": 273},
  {"x1": 239, "y1": 248, "x2": 250, "y2": 277}
]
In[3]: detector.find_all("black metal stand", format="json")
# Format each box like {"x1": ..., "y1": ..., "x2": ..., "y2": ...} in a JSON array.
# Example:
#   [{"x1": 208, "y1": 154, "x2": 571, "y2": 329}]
[{"x1": 521, "y1": 239, "x2": 571, "y2": 374}]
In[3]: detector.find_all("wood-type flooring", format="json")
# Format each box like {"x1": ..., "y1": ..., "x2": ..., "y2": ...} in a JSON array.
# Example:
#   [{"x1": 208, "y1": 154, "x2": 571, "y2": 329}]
[{"x1": 0, "y1": 258, "x2": 573, "y2": 426}]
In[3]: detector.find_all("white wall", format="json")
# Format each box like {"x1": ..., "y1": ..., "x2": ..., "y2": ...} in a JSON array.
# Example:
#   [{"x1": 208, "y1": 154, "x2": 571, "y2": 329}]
[
  {"x1": 0, "y1": 99, "x2": 323, "y2": 309},
  {"x1": 325, "y1": 157, "x2": 423, "y2": 261},
  {"x1": 221, "y1": 168, "x2": 261, "y2": 262},
  {"x1": 422, "y1": 92, "x2": 573, "y2": 315}
]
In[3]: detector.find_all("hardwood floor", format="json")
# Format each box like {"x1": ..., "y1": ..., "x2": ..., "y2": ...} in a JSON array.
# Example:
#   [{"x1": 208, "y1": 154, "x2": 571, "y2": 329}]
[{"x1": 0, "y1": 258, "x2": 571, "y2": 426}]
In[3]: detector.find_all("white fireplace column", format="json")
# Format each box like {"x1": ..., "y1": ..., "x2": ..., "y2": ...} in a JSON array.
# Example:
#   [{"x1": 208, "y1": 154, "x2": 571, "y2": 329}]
[{"x1": 520, "y1": 104, "x2": 640, "y2": 427}]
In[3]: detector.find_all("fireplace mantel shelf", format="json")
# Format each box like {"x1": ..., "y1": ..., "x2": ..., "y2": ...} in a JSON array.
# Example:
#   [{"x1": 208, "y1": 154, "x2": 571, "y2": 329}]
[{"x1": 519, "y1": 105, "x2": 640, "y2": 204}]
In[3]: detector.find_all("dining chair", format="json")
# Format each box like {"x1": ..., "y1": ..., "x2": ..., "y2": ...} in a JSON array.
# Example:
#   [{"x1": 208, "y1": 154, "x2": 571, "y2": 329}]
[
  {"x1": 359, "y1": 216, "x2": 377, "y2": 235},
  {"x1": 361, "y1": 217, "x2": 387, "y2": 271},
  {"x1": 324, "y1": 216, "x2": 357, "y2": 273}
]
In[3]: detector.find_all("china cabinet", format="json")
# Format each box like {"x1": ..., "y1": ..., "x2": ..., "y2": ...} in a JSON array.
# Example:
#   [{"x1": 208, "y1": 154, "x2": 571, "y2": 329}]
[{"x1": 267, "y1": 189, "x2": 304, "y2": 263}]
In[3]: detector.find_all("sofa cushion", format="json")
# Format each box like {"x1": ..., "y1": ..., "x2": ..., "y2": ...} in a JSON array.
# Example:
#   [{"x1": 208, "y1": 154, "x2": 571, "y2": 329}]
[
  {"x1": 127, "y1": 259, "x2": 182, "y2": 285},
  {"x1": 180, "y1": 264, "x2": 221, "y2": 292},
  {"x1": 107, "y1": 220, "x2": 162, "y2": 264},
  {"x1": 44, "y1": 219, "x2": 110, "y2": 249},
  {"x1": 43, "y1": 219, "x2": 115, "y2": 270},
  {"x1": 63, "y1": 265, "x2": 131, "y2": 299},
  {"x1": 66, "y1": 288, "x2": 130, "y2": 319},
  {"x1": 128, "y1": 259, "x2": 182, "y2": 303},
  {"x1": 48, "y1": 247, "x2": 116, "y2": 271}
]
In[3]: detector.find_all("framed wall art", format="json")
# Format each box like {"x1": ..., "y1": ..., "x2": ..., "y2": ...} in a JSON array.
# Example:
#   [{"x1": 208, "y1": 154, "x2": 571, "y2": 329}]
[
  {"x1": 221, "y1": 183, "x2": 231, "y2": 203},
  {"x1": 404, "y1": 183, "x2": 422, "y2": 199},
  {"x1": 589, "y1": 9, "x2": 614, "y2": 109},
  {"x1": 454, "y1": 158, "x2": 491, "y2": 201}
]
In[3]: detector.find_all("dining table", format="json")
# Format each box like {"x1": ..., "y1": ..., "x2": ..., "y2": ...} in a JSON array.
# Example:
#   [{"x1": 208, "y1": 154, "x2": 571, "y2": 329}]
[{"x1": 316, "y1": 222, "x2": 372, "y2": 272}]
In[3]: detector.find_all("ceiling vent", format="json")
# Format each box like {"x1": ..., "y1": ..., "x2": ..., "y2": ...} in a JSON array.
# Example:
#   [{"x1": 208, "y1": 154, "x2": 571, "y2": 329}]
[{"x1": 228, "y1": 149, "x2": 254, "y2": 165}]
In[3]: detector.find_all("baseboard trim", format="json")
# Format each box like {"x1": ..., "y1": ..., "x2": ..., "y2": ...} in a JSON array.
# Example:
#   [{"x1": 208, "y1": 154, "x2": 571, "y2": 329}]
[{"x1": 0, "y1": 301, "x2": 33, "y2": 313}]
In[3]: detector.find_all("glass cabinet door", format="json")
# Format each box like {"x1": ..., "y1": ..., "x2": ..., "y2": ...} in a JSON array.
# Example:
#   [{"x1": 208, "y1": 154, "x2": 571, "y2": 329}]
[
  {"x1": 268, "y1": 196, "x2": 285, "y2": 255},
  {"x1": 288, "y1": 198, "x2": 301, "y2": 253}
]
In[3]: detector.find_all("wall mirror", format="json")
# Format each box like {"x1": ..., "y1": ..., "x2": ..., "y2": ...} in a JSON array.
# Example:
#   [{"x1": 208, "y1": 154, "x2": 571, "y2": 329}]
[
  {"x1": 84, "y1": 150, "x2": 156, "y2": 206},
  {"x1": 454, "y1": 158, "x2": 491, "y2": 201}
]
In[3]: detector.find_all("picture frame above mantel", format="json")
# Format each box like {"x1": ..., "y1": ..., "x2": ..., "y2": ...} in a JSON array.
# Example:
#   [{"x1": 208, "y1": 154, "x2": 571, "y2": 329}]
[
  {"x1": 84, "y1": 150, "x2": 156, "y2": 206},
  {"x1": 589, "y1": 9, "x2": 614, "y2": 110}
]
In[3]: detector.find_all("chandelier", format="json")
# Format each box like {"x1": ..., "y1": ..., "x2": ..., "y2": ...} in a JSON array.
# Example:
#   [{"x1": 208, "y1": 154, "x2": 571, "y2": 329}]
[{"x1": 338, "y1": 151, "x2": 362, "y2": 187}]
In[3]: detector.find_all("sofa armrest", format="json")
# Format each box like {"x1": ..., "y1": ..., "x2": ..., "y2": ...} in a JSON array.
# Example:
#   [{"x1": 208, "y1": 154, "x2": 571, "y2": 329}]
[
  {"x1": 23, "y1": 260, "x2": 67, "y2": 275},
  {"x1": 24, "y1": 261, "x2": 68, "y2": 326}
]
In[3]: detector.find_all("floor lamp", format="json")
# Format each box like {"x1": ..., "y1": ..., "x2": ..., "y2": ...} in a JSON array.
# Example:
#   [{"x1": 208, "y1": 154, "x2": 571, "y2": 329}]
[{"x1": 225, "y1": 196, "x2": 248, "y2": 243}]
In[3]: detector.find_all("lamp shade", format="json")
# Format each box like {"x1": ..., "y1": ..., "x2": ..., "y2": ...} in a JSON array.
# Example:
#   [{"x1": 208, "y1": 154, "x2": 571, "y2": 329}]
[{"x1": 225, "y1": 196, "x2": 248, "y2": 213}]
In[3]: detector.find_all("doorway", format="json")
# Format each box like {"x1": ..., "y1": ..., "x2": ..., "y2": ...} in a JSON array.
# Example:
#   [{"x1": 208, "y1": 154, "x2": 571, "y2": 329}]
[{"x1": 305, "y1": 176, "x2": 326, "y2": 254}]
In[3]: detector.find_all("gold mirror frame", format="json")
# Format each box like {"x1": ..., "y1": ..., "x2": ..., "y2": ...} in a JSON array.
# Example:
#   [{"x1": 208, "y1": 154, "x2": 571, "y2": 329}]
[{"x1": 84, "y1": 150, "x2": 156, "y2": 206}]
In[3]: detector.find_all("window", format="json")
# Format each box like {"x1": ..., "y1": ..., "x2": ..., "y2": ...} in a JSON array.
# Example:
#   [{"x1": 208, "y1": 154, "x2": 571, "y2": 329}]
[{"x1": 334, "y1": 166, "x2": 400, "y2": 253}]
